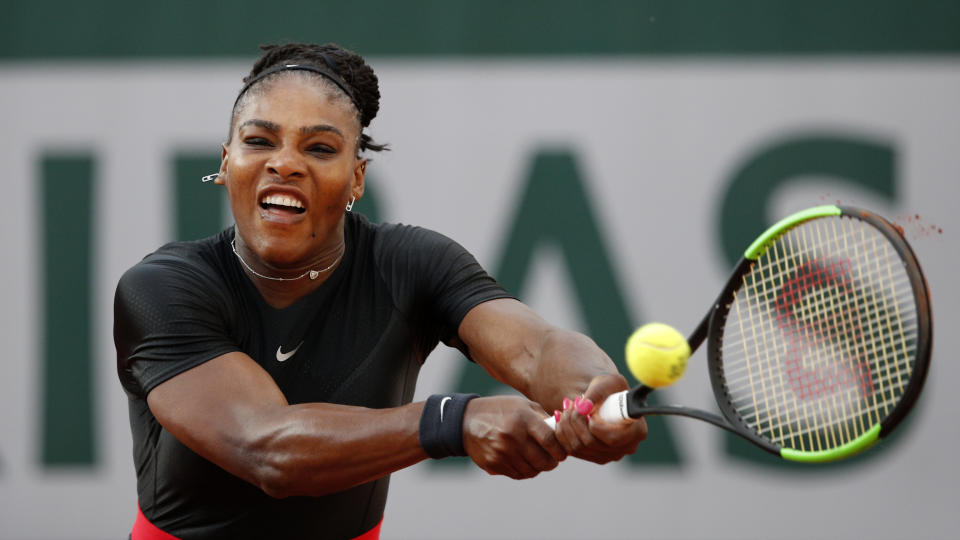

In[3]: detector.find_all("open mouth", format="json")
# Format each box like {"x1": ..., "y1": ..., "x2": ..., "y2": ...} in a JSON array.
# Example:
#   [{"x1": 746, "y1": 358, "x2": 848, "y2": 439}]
[{"x1": 260, "y1": 193, "x2": 306, "y2": 215}]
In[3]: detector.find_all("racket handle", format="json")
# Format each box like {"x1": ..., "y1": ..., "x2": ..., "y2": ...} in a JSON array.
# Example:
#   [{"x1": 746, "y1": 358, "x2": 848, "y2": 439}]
[
  {"x1": 597, "y1": 390, "x2": 632, "y2": 423},
  {"x1": 543, "y1": 390, "x2": 632, "y2": 429}
]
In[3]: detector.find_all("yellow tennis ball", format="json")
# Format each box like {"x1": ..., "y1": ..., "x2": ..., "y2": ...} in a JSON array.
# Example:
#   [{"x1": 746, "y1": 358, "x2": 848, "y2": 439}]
[{"x1": 625, "y1": 323, "x2": 691, "y2": 388}]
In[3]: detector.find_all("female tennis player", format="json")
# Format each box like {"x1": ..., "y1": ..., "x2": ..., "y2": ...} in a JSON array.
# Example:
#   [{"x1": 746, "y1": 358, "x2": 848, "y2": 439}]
[{"x1": 114, "y1": 42, "x2": 646, "y2": 540}]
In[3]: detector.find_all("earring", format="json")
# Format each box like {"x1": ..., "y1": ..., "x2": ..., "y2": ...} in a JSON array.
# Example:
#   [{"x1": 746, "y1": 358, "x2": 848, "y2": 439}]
[
  {"x1": 201, "y1": 173, "x2": 219, "y2": 183},
  {"x1": 345, "y1": 197, "x2": 356, "y2": 212}
]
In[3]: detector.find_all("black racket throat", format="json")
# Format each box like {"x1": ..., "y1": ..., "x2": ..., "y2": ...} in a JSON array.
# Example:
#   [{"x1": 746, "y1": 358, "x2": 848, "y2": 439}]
[
  {"x1": 622, "y1": 385, "x2": 780, "y2": 455},
  {"x1": 623, "y1": 386, "x2": 719, "y2": 427}
]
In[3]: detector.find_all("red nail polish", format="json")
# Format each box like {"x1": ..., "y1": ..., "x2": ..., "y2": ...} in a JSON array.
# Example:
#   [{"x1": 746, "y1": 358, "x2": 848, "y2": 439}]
[
  {"x1": 576, "y1": 398, "x2": 594, "y2": 416},
  {"x1": 554, "y1": 410, "x2": 562, "y2": 423},
  {"x1": 562, "y1": 397, "x2": 572, "y2": 410}
]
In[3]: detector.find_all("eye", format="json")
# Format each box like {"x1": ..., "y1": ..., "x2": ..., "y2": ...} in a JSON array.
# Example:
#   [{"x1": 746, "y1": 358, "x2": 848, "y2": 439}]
[
  {"x1": 308, "y1": 144, "x2": 336, "y2": 154},
  {"x1": 243, "y1": 137, "x2": 272, "y2": 147}
]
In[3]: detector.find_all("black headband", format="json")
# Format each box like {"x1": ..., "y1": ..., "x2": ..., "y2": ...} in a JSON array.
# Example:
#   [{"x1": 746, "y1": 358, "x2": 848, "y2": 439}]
[{"x1": 233, "y1": 63, "x2": 361, "y2": 116}]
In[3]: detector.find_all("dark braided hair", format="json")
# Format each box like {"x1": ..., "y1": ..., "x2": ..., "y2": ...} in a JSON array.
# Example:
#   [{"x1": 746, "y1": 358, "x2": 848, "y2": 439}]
[{"x1": 231, "y1": 42, "x2": 388, "y2": 153}]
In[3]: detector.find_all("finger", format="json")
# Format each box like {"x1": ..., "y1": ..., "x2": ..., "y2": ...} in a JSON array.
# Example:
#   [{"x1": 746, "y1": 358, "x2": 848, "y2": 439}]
[
  {"x1": 530, "y1": 415, "x2": 567, "y2": 463},
  {"x1": 589, "y1": 415, "x2": 648, "y2": 448},
  {"x1": 552, "y1": 406, "x2": 580, "y2": 453},
  {"x1": 581, "y1": 418, "x2": 646, "y2": 464},
  {"x1": 500, "y1": 408, "x2": 558, "y2": 479},
  {"x1": 503, "y1": 428, "x2": 556, "y2": 478},
  {"x1": 526, "y1": 432, "x2": 563, "y2": 471},
  {"x1": 510, "y1": 420, "x2": 555, "y2": 477},
  {"x1": 478, "y1": 456, "x2": 525, "y2": 480},
  {"x1": 519, "y1": 445, "x2": 559, "y2": 475},
  {"x1": 569, "y1": 406, "x2": 603, "y2": 451},
  {"x1": 571, "y1": 394, "x2": 594, "y2": 423},
  {"x1": 508, "y1": 452, "x2": 541, "y2": 479},
  {"x1": 502, "y1": 463, "x2": 531, "y2": 480},
  {"x1": 582, "y1": 374, "x2": 630, "y2": 407},
  {"x1": 555, "y1": 405, "x2": 595, "y2": 455}
]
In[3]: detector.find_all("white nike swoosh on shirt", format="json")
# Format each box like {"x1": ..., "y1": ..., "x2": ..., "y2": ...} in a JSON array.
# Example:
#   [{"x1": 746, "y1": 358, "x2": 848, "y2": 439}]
[
  {"x1": 276, "y1": 341, "x2": 304, "y2": 362},
  {"x1": 439, "y1": 396, "x2": 452, "y2": 422}
]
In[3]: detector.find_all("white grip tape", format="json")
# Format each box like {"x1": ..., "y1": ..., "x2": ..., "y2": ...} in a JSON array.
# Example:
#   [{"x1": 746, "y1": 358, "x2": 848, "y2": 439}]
[
  {"x1": 543, "y1": 390, "x2": 632, "y2": 429},
  {"x1": 597, "y1": 390, "x2": 631, "y2": 423}
]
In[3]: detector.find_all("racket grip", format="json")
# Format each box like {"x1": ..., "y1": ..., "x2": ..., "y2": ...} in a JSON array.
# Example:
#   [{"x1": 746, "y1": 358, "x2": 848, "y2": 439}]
[
  {"x1": 543, "y1": 390, "x2": 632, "y2": 429},
  {"x1": 596, "y1": 390, "x2": 632, "y2": 423}
]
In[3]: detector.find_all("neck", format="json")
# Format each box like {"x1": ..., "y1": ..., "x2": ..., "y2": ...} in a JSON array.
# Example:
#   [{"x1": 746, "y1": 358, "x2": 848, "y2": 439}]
[{"x1": 232, "y1": 229, "x2": 345, "y2": 309}]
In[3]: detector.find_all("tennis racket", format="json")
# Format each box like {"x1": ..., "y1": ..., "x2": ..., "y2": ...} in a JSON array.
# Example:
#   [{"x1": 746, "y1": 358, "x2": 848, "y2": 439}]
[{"x1": 549, "y1": 205, "x2": 932, "y2": 463}]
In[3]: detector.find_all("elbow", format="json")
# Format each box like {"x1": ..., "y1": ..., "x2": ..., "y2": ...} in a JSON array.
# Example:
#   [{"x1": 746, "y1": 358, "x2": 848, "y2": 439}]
[
  {"x1": 245, "y1": 426, "x2": 302, "y2": 499},
  {"x1": 240, "y1": 415, "x2": 351, "y2": 498},
  {"x1": 253, "y1": 454, "x2": 297, "y2": 499},
  {"x1": 254, "y1": 457, "x2": 347, "y2": 499},
  {"x1": 248, "y1": 442, "x2": 343, "y2": 499}
]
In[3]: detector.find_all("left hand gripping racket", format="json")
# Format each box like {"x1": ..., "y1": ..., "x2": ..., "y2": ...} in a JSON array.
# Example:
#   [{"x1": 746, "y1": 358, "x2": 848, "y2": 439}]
[{"x1": 551, "y1": 205, "x2": 933, "y2": 463}]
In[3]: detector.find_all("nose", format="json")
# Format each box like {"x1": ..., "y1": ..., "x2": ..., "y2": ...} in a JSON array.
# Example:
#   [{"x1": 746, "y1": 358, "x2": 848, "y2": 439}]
[{"x1": 265, "y1": 144, "x2": 307, "y2": 179}]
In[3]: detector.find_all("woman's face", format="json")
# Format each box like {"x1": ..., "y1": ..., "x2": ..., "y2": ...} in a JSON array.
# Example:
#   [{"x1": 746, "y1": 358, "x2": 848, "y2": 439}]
[{"x1": 218, "y1": 75, "x2": 364, "y2": 268}]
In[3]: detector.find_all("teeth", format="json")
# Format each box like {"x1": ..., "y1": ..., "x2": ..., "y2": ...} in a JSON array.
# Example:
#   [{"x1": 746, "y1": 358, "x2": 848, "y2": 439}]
[{"x1": 261, "y1": 194, "x2": 304, "y2": 209}]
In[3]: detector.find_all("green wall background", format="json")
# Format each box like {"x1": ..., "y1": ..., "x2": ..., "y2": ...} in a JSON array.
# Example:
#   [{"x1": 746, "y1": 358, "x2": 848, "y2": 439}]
[{"x1": 2, "y1": 0, "x2": 959, "y2": 59}]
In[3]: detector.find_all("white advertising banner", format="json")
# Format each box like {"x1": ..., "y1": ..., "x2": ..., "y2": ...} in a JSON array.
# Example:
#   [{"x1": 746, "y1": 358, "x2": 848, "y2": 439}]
[{"x1": 0, "y1": 58, "x2": 958, "y2": 539}]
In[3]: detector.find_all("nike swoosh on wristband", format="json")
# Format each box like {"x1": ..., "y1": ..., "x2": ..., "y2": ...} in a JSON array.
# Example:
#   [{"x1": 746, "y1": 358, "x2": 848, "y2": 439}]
[
  {"x1": 276, "y1": 341, "x2": 304, "y2": 362},
  {"x1": 439, "y1": 396, "x2": 452, "y2": 422}
]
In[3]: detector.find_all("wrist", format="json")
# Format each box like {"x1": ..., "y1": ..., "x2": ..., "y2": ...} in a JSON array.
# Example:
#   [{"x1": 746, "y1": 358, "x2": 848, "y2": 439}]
[{"x1": 418, "y1": 393, "x2": 479, "y2": 459}]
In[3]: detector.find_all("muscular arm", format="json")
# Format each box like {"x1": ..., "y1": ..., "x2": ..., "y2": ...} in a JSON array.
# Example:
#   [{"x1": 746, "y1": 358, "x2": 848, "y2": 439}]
[
  {"x1": 146, "y1": 351, "x2": 427, "y2": 498},
  {"x1": 458, "y1": 298, "x2": 615, "y2": 409},
  {"x1": 458, "y1": 298, "x2": 647, "y2": 462}
]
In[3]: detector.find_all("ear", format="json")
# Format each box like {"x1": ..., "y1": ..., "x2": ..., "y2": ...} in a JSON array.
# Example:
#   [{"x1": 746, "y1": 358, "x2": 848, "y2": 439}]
[
  {"x1": 215, "y1": 143, "x2": 229, "y2": 185},
  {"x1": 351, "y1": 158, "x2": 367, "y2": 201}
]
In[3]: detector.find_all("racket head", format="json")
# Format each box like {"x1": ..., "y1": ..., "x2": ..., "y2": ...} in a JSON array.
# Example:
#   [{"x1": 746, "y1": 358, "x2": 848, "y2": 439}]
[{"x1": 706, "y1": 205, "x2": 932, "y2": 463}]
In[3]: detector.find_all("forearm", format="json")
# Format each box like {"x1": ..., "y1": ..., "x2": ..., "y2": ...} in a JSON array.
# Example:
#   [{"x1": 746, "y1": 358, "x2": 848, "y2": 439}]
[
  {"x1": 526, "y1": 329, "x2": 621, "y2": 411},
  {"x1": 240, "y1": 401, "x2": 428, "y2": 498},
  {"x1": 458, "y1": 299, "x2": 645, "y2": 465},
  {"x1": 459, "y1": 299, "x2": 622, "y2": 412}
]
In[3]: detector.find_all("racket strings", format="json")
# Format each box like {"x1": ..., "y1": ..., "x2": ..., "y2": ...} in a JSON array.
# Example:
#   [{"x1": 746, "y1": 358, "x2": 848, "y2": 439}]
[
  {"x1": 720, "y1": 215, "x2": 918, "y2": 453},
  {"x1": 724, "y1": 363, "x2": 913, "y2": 406},
  {"x1": 774, "y1": 217, "x2": 907, "y2": 449}
]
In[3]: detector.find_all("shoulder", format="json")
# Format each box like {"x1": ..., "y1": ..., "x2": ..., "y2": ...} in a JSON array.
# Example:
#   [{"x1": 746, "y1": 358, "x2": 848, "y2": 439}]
[
  {"x1": 146, "y1": 229, "x2": 233, "y2": 274},
  {"x1": 115, "y1": 230, "x2": 236, "y2": 307},
  {"x1": 113, "y1": 230, "x2": 242, "y2": 358},
  {"x1": 113, "y1": 231, "x2": 246, "y2": 398},
  {"x1": 356, "y1": 215, "x2": 464, "y2": 256},
  {"x1": 353, "y1": 214, "x2": 502, "y2": 297},
  {"x1": 344, "y1": 212, "x2": 465, "y2": 265}
]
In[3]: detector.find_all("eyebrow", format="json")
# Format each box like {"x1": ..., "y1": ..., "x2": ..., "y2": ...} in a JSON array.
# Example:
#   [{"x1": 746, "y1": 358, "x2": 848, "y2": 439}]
[
  {"x1": 238, "y1": 119, "x2": 344, "y2": 139},
  {"x1": 238, "y1": 119, "x2": 280, "y2": 132},
  {"x1": 300, "y1": 124, "x2": 344, "y2": 139}
]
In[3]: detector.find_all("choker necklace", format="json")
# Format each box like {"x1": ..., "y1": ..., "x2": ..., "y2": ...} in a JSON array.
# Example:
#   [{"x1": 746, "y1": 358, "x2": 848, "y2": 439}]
[{"x1": 231, "y1": 238, "x2": 343, "y2": 281}]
